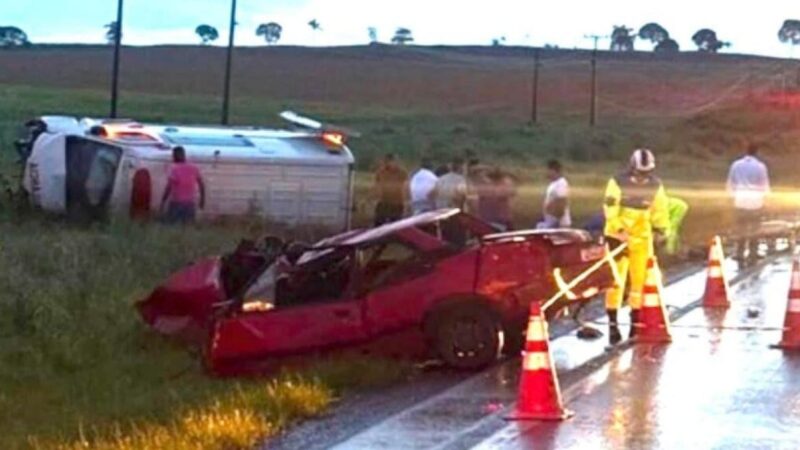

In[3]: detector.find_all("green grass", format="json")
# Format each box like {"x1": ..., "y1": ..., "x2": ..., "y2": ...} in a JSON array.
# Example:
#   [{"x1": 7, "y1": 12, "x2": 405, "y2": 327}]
[
  {"x1": 0, "y1": 213, "x2": 415, "y2": 449},
  {"x1": 3, "y1": 77, "x2": 800, "y2": 448}
]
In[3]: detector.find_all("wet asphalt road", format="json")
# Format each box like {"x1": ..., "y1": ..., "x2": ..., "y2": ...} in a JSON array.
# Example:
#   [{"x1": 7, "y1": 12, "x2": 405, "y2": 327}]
[
  {"x1": 264, "y1": 258, "x2": 714, "y2": 450},
  {"x1": 477, "y1": 258, "x2": 800, "y2": 449},
  {"x1": 268, "y1": 252, "x2": 798, "y2": 449}
]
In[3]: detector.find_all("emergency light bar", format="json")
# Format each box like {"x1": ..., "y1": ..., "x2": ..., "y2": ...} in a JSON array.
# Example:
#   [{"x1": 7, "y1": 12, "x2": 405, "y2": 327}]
[
  {"x1": 280, "y1": 111, "x2": 361, "y2": 141},
  {"x1": 92, "y1": 122, "x2": 162, "y2": 144}
]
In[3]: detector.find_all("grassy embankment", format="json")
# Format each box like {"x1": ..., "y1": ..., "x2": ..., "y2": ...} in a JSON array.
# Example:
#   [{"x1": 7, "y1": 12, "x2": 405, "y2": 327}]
[
  {"x1": 0, "y1": 87, "x2": 420, "y2": 449},
  {"x1": 2, "y1": 77, "x2": 800, "y2": 449}
]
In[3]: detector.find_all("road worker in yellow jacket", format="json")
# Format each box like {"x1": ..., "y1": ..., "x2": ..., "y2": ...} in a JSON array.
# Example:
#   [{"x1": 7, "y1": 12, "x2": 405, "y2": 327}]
[{"x1": 604, "y1": 149, "x2": 670, "y2": 345}]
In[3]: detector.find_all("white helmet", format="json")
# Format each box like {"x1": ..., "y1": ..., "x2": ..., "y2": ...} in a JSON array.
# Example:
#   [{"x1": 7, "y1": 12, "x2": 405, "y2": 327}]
[{"x1": 629, "y1": 148, "x2": 655, "y2": 172}]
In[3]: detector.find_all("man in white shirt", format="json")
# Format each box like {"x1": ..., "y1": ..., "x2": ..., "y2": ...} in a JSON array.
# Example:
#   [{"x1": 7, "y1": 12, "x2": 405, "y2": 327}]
[
  {"x1": 726, "y1": 143, "x2": 770, "y2": 264},
  {"x1": 537, "y1": 159, "x2": 571, "y2": 229},
  {"x1": 433, "y1": 157, "x2": 468, "y2": 210},
  {"x1": 409, "y1": 158, "x2": 438, "y2": 215}
]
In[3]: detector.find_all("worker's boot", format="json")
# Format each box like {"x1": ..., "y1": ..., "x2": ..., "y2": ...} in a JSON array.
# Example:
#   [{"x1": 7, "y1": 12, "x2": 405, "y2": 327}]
[
  {"x1": 629, "y1": 309, "x2": 640, "y2": 339},
  {"x1": 607, "y1": 309, "x2": 622, "y2": 346}
]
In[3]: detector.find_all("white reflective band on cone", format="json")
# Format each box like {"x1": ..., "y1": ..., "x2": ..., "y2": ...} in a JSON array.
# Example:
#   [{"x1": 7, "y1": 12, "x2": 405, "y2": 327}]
[
  {"x1": 709, "y1": 266, "x2": 723, "y2": 278},
  {"x1": 712, "y1": 236, "x2": 725, "y2": 261},
  {"x1": 643, "y1": 293, "x2": 659, "y2": 307},
  {"x1": 789, "y1": 299, "x2": 800, "y2": 313},
  {"x1": 526, "y1": 318, "x2": 547, "y2": 341},
  {"x1": 523, "y1": 352, "x2": 550, "y2": 371},
  {"x1": 791, "y1": 273, "x2": 800, "y2": 289}
]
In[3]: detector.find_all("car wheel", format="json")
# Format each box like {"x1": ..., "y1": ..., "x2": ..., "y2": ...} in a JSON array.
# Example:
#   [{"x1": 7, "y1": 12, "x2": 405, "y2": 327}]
[{"x1": 433, "y1": 303, "x2": 503, "y2": 370}]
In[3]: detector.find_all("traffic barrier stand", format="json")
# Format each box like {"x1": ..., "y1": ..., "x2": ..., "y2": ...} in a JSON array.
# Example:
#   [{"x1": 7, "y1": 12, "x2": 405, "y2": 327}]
[
  {"x1": 773, "y1": 258, "x2": 800, "y2": 350},
  {"x1": 703, "y1": 235, "x2": 731, "y2": 308},
  {"x1": 507, "y1": 302, "x2": 574, "y2": 421},
  {"x1": 636, "y1": 257, "x2": 672, "y2": 343}
]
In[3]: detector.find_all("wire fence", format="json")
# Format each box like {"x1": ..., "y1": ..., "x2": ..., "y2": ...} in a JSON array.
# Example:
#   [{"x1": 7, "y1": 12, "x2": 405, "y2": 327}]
[{"x1": 1, "y1": 46, "x2": 799, "y2": 126}]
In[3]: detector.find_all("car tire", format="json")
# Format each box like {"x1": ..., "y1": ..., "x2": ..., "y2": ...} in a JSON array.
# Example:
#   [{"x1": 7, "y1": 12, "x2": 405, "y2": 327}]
[{"x1": 432, "y1": 302, "x2": 503, "y2": 370}]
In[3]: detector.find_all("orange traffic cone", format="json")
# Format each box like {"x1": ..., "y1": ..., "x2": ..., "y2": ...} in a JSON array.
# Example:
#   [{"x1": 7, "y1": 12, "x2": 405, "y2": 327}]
[
  {"x1": 774, "y1": 258, "x2": 800, "y2": 350},
  {"x1": 703, "y1": 236, "x2": 731, "y2": 308},
  {"x1": 507, "y1": 302, "x2": 574, "y2": 421},
  {"x1": 636, "y1": 257, "x2": 672, "y2": 343}
]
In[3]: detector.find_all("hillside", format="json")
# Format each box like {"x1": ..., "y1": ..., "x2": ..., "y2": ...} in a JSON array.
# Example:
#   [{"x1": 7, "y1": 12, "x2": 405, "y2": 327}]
[
  {"x1": 1, "y1": 45, "x2": 796, "y2": 117},
  {"x1": 2, "y1": 45, "x2": 800, "y2": 173}
]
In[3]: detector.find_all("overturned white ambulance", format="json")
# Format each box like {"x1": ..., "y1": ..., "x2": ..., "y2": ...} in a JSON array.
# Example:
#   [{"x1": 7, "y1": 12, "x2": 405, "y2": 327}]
[{"x1": 18, "y1": 112, "x2": 356, "y2": 230}]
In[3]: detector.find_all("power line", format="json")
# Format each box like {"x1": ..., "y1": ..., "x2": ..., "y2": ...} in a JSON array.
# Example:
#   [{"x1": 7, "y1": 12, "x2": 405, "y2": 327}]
[
  {"x1": 221, "y1": 0, "x2": 237, "y2": 125},
  {"x1": 109, "y1": 0, "x2": 123, "y2": 118}
]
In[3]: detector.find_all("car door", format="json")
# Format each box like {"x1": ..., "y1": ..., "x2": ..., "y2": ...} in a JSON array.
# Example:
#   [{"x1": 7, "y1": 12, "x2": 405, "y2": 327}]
[
  {"x1": 359, "y1": 240, "x2": 444, "y2": 336},
  {"x1": 210, "y1": 249, "x2": 368, "y2": 362}
]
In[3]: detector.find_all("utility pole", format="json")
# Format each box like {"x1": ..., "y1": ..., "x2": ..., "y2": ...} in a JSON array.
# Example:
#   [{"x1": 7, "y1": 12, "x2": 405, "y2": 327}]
[
  {"x1": 109, "y1": 0, "x2": 124, "y2": 118},
  {"x1": 531, "y1": 48, "x2": 540, "y2": 124},
  {"x1": 221, "y1": 0, "x2": 237, "y2": 125},
  {"x1": 584, "y1": 35, "x2": 604, "y2": 127}
]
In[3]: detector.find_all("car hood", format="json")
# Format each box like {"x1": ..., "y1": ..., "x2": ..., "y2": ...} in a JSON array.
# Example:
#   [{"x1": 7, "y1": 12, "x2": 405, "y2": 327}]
[{"x1": 136, "y1": 257, "x2": 226, "y2": 340}]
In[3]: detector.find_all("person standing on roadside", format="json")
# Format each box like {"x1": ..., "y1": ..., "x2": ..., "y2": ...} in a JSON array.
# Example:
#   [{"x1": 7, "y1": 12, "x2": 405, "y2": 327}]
[
  {"x1": 373, "y1": 153, "x2": 408, "y2": 226},
  {"x1": 537, "y1": 159, "x2": 571, "y2": 229},
  {"x1": 433, "y1": 157, "x2": 468, "y2": 210},
  {"x1": 478, "y1": 168, "x2": 517, "y2": 231},
  {"x1": 409, "y1": 157, "x2": 438, "y2": 215},
  {"x1": 465, "y1": 158, "x2": 485, "y2": 214},
  {"x1": 727, "y1": 143, "x2": 770, "y2": 264},
  {"x1": 160, "y1": 146, "x2": 205, "y2": 224}
]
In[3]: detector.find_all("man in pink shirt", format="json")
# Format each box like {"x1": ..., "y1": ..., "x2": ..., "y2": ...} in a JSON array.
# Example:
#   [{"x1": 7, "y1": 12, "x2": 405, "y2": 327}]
[{"x1": 160, "y1": 146, "x2": 205, "y2": 224}]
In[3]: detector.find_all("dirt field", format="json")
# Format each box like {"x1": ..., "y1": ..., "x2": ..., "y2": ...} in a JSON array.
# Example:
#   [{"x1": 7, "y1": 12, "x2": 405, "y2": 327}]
[{"x1": 1, "y1": 45, "x2": 796, "y2": 119}]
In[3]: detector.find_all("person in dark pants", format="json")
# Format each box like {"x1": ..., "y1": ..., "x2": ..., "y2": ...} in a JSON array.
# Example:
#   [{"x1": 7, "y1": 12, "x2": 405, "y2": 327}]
[
  {"x1": 160, "y1": 146, "x2": 205, "y2": 224},
  {"x1": 373, "y1": 153, "x2": 408, "y2": 226}
]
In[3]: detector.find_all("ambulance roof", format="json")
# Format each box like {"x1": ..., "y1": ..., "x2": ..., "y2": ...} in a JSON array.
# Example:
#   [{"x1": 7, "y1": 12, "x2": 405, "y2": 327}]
[
  {"x1": 39, "y1": 116, "x2": 356, "y2": 166},
  {"x1": 135, "y1": 124, "x2": 354, "y2": 166}
]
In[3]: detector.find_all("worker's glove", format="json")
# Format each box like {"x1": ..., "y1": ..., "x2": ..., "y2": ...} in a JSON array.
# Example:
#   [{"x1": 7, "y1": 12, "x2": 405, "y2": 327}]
[
  {"x1": 653, "y1": 228, "x2": 668, "y2": 245},
  {"x1": 604, "y1": 235, "x2": 628, "y2": 256}
]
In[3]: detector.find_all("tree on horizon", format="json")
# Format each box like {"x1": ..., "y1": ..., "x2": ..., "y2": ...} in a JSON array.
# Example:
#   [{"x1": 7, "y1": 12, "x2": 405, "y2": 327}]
[
  {"x1": 638, "y1": 23, "x2": 669, "y2": 49},
  {"x1": 692, "y1": 28, "x2": 729, "y2": 53},
  {"x1": 104, "y1": 21, "x2": 119, "y2": 45},
  {"x1": 368, "y1": 27, "x2": 378, "y2": 44},
  {"x1": 0, "y1": 26, "x2": 29, "y2": 47},
  {"x1": 655, "y1": 38, "x2": 680, "y2": 53},
  {"x1": 195, "y1": 24, "x2": 219, "y2": 45},
  {"x1": 256, "y1": 22, "x2": 283, "y2": 45},
  {"x1": 391, "y1": 27, "x2": 414, "y2": 45},
  {"x1": 610, "y1": 25, "x2": 635, "y2": 51},
  {"x1": 779, "y1": 19, "x2": 800, "y2": 56}
]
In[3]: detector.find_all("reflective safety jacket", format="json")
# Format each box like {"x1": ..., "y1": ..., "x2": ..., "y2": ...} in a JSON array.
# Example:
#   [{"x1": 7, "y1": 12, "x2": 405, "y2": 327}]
[{"x1": 603, "y1": 172, "x2": 670, "y2": 241}]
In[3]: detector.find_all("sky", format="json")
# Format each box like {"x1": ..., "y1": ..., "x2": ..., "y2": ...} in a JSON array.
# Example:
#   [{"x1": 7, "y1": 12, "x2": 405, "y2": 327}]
[{"x1": 2, "y1": 0, "x2": 798, "y2": 57}]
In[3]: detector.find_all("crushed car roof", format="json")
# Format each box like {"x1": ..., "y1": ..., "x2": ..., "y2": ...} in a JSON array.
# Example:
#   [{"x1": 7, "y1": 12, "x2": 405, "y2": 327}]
[{"x1": 297, "y1": 209, "x2": 460, "y2": 264}]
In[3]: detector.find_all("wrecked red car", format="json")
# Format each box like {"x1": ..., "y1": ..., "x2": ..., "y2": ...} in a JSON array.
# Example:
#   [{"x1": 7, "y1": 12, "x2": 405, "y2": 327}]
[{"x1": 138, "y1": 209, "x2": 613, "y2": 373}]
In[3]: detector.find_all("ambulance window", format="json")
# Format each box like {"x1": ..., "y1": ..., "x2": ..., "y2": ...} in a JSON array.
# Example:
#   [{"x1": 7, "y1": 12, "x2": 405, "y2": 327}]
[
  {"x1": 86, "y1": 147, "x2": 121, "y2": 206},
  {"x1": 65, "y1": 137, "x2": 122, "y2": 220}
]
